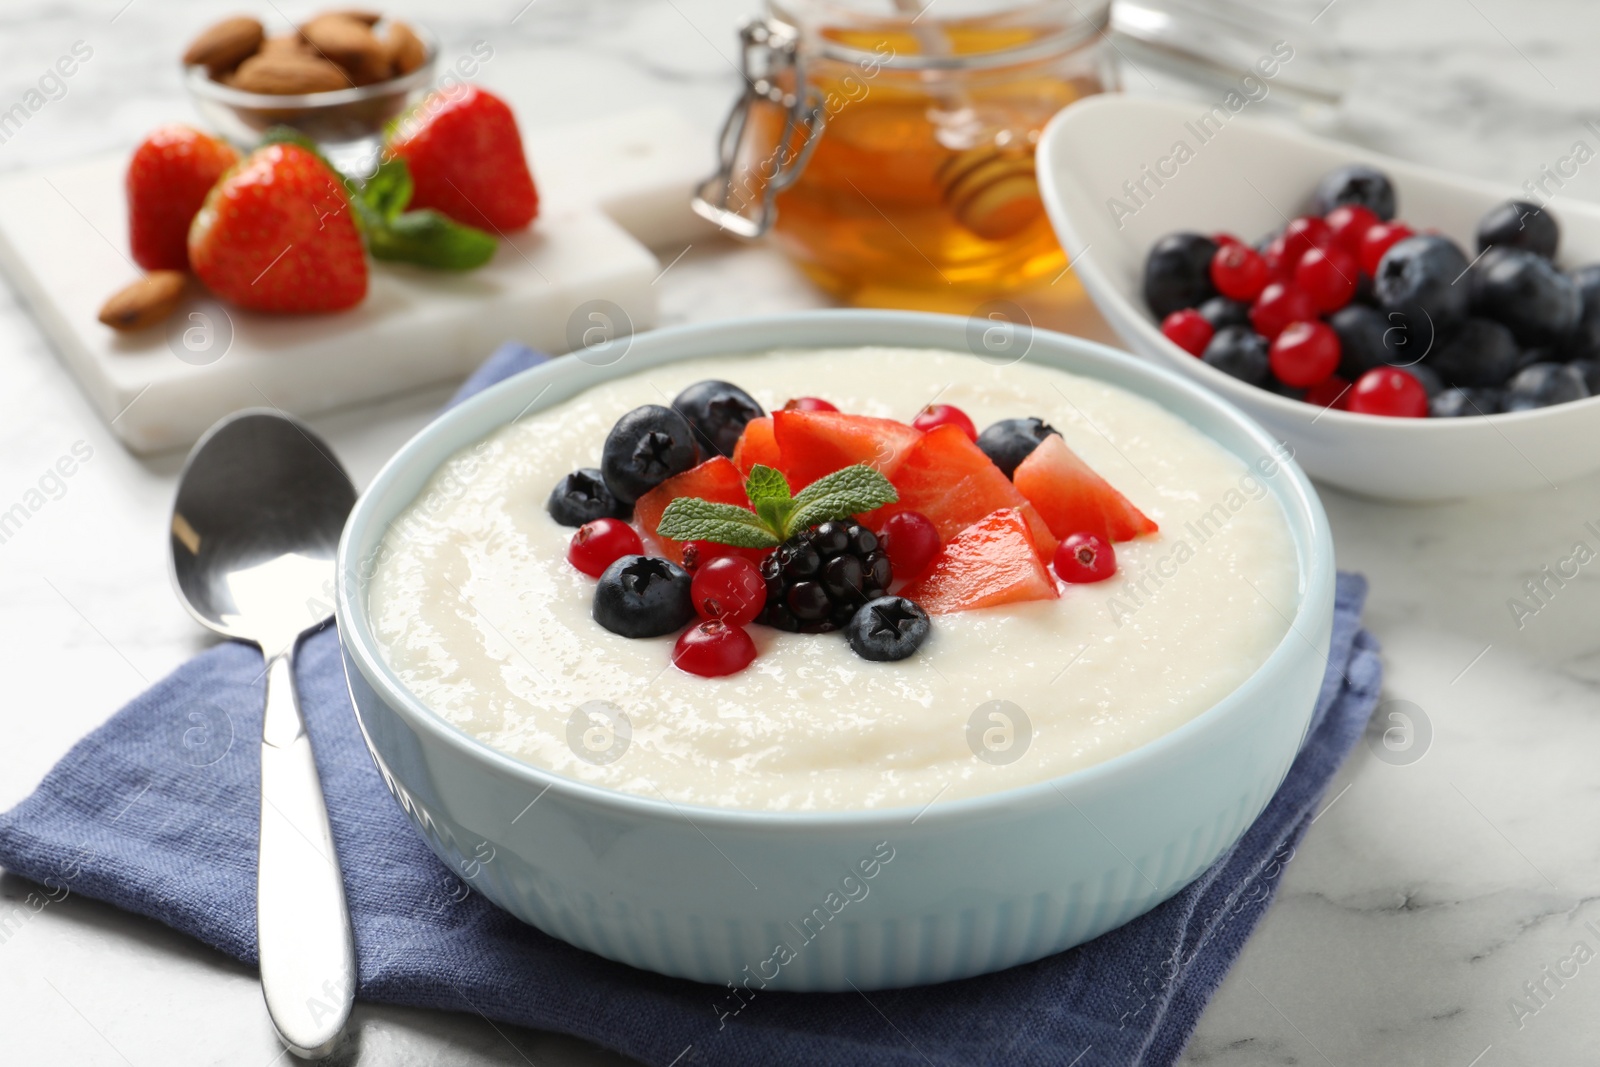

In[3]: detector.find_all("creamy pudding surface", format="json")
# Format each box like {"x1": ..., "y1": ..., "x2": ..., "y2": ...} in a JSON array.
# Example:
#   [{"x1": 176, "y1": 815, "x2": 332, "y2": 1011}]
[{"x1": 367, "y1": 347, "x2": 1299, "y2": 811}]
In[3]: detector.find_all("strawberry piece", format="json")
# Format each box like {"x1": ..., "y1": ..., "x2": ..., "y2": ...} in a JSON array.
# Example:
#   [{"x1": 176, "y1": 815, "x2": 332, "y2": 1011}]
[
  {"x1": 731, "y1": 416, "x2": 780, "y2": 474},
  {"x1": 771, "y1": 409, "x2": 922, "y2": 489},
  {"x1": 386, "y1": 85, "x2": 539, "y2": 232},
  {"x1": 1012, "y1": 433, "x2": 1158, "y2": 543},
  {"x1": 633, "y1": 456, "x2": 751, "y2": 564},
  {"x1": 866, "y1": 424, "x2": 1057, "y2": 563},
  {"x1": 126, "y1": 125, "x2": 238, "y2": 271},
  {"x1": 188, "y1": 143, "x2": 367, "y2": 313},
  {"x1": 900, "y1": 509, "x2": 1059, "y2": 615}
]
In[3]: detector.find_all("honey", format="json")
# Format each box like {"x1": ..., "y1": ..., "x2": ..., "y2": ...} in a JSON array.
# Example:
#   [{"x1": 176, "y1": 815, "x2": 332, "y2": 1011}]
[{"x1": 696, "y1": 2, "x2": 1115, "y2": 313}]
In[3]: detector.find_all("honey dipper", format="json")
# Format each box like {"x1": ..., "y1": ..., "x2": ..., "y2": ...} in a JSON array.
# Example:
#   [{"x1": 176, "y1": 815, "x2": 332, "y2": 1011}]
[{"x1": 892, "y1": 0, "x2": 1046, "y2": 242}]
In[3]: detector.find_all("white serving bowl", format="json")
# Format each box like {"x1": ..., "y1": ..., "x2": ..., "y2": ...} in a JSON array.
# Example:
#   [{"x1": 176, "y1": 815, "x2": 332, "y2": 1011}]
[
  {"x1": 1038, "y1": 94, "x2": 1600, "y2": 500},
  {"x1": 336, "y1": 310, "x2": 1334, "y2": 991}
]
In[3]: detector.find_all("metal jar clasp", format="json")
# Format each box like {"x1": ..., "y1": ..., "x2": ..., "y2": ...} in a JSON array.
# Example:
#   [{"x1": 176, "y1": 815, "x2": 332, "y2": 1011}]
[{"x1": 691, "y1": 17, "x2": 827, "y2": 239}]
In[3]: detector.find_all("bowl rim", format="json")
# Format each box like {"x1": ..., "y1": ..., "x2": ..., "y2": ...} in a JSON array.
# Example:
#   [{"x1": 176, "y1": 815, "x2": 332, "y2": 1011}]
[
  {"x1": 335, "y1": 308, "x2": 1335, "y2": 829},
  {"x1": 183, "y1": 21, "x2": 440, "y2": 110},
  {"x1": 1038, "y1": 92, "x2": 1600, "y2": 434}
]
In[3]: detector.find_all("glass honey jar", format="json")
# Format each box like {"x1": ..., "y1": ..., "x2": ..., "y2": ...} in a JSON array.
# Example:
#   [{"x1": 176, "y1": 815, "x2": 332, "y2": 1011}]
[{"x1": 694, "y1": 0, "x2": 1116, "y2": 311}]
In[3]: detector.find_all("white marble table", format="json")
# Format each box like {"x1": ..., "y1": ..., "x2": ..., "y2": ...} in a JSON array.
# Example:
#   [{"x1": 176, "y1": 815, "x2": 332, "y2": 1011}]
[{"x1": 3, "y1": 1, "x2": 1600, "y2": 1064}]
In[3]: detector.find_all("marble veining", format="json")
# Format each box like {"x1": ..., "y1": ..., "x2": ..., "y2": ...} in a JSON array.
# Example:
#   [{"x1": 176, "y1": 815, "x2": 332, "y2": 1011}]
[{"x1": 2, "y1": 0, "x2": 1600, "y2": 1065}]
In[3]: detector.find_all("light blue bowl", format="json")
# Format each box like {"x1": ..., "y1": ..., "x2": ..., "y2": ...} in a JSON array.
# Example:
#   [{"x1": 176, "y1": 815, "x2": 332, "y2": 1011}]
[{"x1": 335, "y1": 310, "x2": 1335, "y2": 992}]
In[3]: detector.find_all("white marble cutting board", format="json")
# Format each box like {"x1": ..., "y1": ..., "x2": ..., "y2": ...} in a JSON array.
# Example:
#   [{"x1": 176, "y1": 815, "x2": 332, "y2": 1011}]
[{"x1": 0, "y1": 106, "x2": 714, "y2": 454}]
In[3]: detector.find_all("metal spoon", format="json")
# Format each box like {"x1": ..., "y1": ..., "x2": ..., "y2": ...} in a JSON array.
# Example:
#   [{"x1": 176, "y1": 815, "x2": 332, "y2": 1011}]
[{"x1": 169, "y1": 410, "x2": 357, "y2": 1059}]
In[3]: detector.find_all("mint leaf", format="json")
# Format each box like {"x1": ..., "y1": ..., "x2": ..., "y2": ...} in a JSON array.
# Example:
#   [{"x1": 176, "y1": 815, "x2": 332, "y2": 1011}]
[
  {"x1": 742, "y1": 465, "x2": 796, "y2": 534},
  {"x1": 362, "y1": 158, "x2": 413, "y2": 221},
  {"x1": 656, "y1": 498, "x2": 780, "y2": 548},
  {"x1": 367, "y1": 208, "x2": 498, "y2": 270},
  {"x1": 784, "y1": 464, "x2": 898, "y2": 536},
  {"x1": 744, "y1": 465, "x2": 790, "y2": 506}
]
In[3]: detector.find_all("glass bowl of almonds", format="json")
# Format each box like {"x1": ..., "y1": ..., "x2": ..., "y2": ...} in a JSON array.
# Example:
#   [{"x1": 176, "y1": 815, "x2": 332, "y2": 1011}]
[{"x1": 182, "y1": 10, "x2": 437, "y2": 176}]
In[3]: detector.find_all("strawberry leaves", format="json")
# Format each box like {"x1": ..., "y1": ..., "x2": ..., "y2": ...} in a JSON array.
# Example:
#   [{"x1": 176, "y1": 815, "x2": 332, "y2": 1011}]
[{"x1": 656, "y1": 463, "x2": 898, "y2": 547}]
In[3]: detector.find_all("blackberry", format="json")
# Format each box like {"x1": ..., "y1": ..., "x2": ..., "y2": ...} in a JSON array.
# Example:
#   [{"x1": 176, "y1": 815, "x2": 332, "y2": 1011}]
[{"x1": 757, "y1": 520, "x2": 893, "y2": 633}]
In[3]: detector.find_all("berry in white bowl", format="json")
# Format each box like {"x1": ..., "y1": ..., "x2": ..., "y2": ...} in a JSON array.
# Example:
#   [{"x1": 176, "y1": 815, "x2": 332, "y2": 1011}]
[{"x1": 1038, "y1": 94, "x2": 1600, "y2": 500}]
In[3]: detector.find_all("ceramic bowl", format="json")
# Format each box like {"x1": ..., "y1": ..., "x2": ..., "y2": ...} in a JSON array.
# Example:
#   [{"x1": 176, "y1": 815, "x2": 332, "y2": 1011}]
[
  {"x1": 334, "y1": 309, "x2": 1335, "y2": 991},
  {"x1": 1038, "y1": 93, "x2": 1600, "y2": 501}
]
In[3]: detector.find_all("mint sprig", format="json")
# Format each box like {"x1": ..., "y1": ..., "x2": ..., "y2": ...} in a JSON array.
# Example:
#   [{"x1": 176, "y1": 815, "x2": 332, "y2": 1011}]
[
  {"x1": 258, "y1": 127, "x2": 497, "y2": 272},
  {"x1": 656, "y1": 463, "x2": 898, "y2": 547}
]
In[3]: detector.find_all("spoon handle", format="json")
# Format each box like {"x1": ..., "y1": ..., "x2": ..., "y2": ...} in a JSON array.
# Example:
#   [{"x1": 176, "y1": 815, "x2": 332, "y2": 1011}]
[{"x1": 258, "y1": 646, "x2": 355, "y2": 1059}]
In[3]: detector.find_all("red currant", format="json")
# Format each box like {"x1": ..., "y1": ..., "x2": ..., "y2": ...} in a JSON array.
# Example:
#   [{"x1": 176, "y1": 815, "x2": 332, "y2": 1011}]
[
  {"x1": 1282, "y1": 216, "x2": 1335, "y2": 260},
  {"x1": 1347, "y1": 367, "x2": 1428, "y2": 417},
  {"x1": 673, "y1": 619, "x2": 757, "y2": 677},
  {"x1": 783, "y1": 396, "x2": 838, "y2": 412},
  {"x1": 690, "y1": 555, "x2": 767, "y2": 626},
  {"x1": 879, "y1": 510, "x2": 940, "y2": 582},
  {"x1": 681, "y1": 540, "x2": 764, "y2": 572},
  {"x1": 1249, "y1": 282, "x2": 1317, "y2": 340},
  {"x1": 1053, "y1": 532, "x2": 1116, "y2": 583},
  {"x1": 1269, "y1": 320, "x2": 1341, "y2": 387},
  {"x1": 1358, "y1": 221, "x2": 1415, "y2": 276},
  {"x1": 1261, "y1": 234, "x2": 1293, "y2": 280},
  {"x1": 1303, "y1": 374, "x2": 1352, "y2": 410},
  {"x1": 1293, "y1": 245, "x2": 1359, "y2": 313},
  {"x1": 1210, "y1": 243, "x2": 1270, "y2": 302},
  {"x1": 912, "y1": 403, "x2": 977, "y2": 440},
  {"x1": 567, "y1": 518, "x2": 643, "y2": 578},
  {"x1": 1325, "y1": 204, "x2": 1379, "y2": 254},
  {"x1": 1161, "y1": 308, "x2": 1214, "y2": 357},
  {"x1": 1213, "y1": 231, "x2": 1244, "y2": 248}
]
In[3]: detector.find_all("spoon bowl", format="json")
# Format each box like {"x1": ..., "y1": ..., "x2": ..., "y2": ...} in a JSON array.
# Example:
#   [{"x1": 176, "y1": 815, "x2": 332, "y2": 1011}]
[
  {"x1": 170, "y1": 409, "x2": 358, "y2": 1060},
  {"x1": 171, "y1": 410, "x2": 355, "y2": 653}
]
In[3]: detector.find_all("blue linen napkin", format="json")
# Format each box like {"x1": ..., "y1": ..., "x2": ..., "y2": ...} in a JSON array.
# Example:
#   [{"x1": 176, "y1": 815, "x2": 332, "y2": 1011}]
[{"x1": 0, "y1": 342, "x2": 1383, "y2": 1067}]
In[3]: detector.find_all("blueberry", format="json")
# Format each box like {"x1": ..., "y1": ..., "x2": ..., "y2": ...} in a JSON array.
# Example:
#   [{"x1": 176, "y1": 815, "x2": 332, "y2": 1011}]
[
  {"x1": 1263, "y1": 377, "x2": 1305, "y2": 401},
  {"x1": 600, "y1": 404, "x2": 699, "y2": 505},
  {"x1": 1476, "y1": 199, "x2": 1558, "y2": 260},
  {"x1": 1201, "y1": 326, "x2": 1270, "y2": 386},
  {"x1": 1572, "y1": 358, "x2": 1600, "y2": 395},
  {"x1": 1328, "y1": 304, "x2": 1403, "y2": 378},
  {"x1": 1198, "y1": 296, "x2": 1250, "y2": 331},
  {"x1": 592, "y1": 555, "x2": 694, "y2": 638},
  {"x1": 672, "y1": 380, "x2": 764, "y2": 458},
  {"x1": 1309, "y1": 164, "x2": 1397, "y2": 221},
  {"x1": 1142, "y1": 232, "x2": 1218, "y2": 319},
  {"x1": 1430, "y1": 387, "x2": 1501, "y2": 417},
  {"x1": 1501, "y1": 362, "x2": 1590, "y2": 412},
  {"x1": 1560, "y1": 263, "x2": 1600, "y2": 359},
  {"x1": 976, "y1": 417, "x2": 1059, "y2": 478},
  {"x1": 547, "y1": 468, "x2": 627, "y2": 527},
  {"x1": 1470, "y1": 248, "x2": 1581, "y2": 347},
  {"x1": 1424, "y1": 318, "x2": 1520, "y2": 388},
  {"x1": 846, "y1": 596, "x2": 931, "y2": 662},
  {"x1": 1515, "y1": 345, "x2": 1553, "y2": 372},
  {"x1": 1401, "y1": 362, "x2": 1445, "y2": 398},
  {"x1": 1571, "y1": 263, "x2": 1600, "y2": 307},
  {"x1": 1375, "y1": 235, "x2": 1472, "y2": 344}
]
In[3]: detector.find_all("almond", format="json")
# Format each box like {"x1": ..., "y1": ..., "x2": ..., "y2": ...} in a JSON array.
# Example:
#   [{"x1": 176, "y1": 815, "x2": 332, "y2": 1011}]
[
  {"x1": 183, "y1": 16, "x2": 265, "y2": 76},
  {"x1": 258, "y1": 33, "x2": 313, "y2": 58},
  {"x1": 301, "y1": 14, "x2": 388, "y2": 83},
  {"x1": 321, "y1": 8, "x2": 382, "y2": 25},
  {"x1": 232, "y1": 52, "x2": 352, "y2": 94},
  {"x1": 99, "y1": 271, "x2": 186, "y2": 331},
  {"x1": 384, "y1": 21, "x2": 427, "y2": 76}
]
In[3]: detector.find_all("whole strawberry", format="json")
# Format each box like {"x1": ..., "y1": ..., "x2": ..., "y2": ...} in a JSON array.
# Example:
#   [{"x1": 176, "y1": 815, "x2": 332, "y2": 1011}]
[
  {"x1": 188, "y1": 143, "x2": 368, "y2": 313},
  {"x1": 386, "y1": 85, "x2": 538, "y2": 232},
  {"x1": 127, "y1": 125, "x2": 239, "y2": 271}
]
